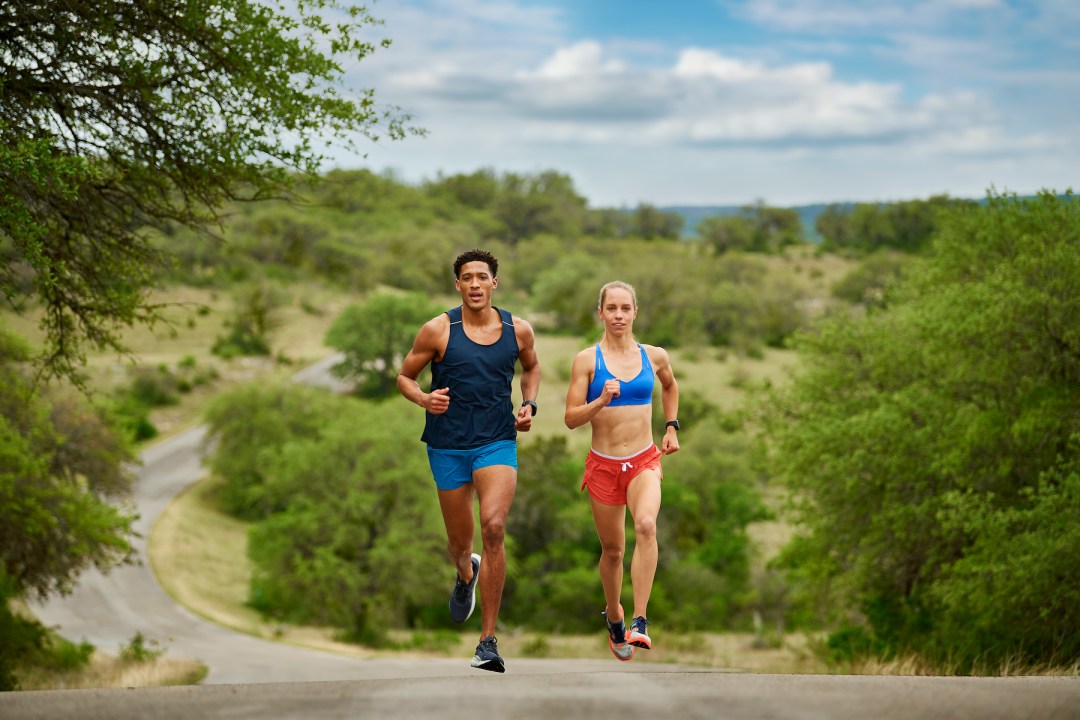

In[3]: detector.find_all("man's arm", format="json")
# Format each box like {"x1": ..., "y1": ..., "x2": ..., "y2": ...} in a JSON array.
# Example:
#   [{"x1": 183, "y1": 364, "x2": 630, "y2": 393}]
[
  {"x1": 397, "y1": 315, "x2": 450, "y2": 414},
  {"x1": 514, "y1": 317, "x2": 540, "y2": 431}
]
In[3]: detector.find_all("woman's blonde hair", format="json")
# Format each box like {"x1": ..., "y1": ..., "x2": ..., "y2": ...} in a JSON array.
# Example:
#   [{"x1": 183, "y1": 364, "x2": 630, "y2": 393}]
[{"x1": 596, "y1": 280, "x2": 638, "y2": 344}]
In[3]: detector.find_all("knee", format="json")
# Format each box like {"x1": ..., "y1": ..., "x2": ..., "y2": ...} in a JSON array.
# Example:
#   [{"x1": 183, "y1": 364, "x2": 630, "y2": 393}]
[
  {"x1": 600, "y1": 544, "x2": 624, "y2": 564},
  {"x1": 447, "y1": 538, "x2": 471, "y2": 559},
  {"x1": 480, "y1": 516, "x2": 506, "y2": 548},
  {"x1": 634, "y1": 516, "x2": 657, "y2": 542}
]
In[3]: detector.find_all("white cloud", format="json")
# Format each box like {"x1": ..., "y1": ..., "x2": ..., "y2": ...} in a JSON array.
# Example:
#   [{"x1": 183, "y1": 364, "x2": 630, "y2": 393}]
[
  {"x1": 328, "y1": 0, "x2": 1074, "y2": 205},
  {"x1": 426, "y1": 43, "x2": 998, "y2": 149},
  {"x1": 528, "y1": 41, "x2": 625, "y2": 79}
]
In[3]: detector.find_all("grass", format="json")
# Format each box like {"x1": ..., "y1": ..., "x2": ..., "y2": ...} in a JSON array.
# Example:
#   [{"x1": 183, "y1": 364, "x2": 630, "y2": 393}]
[
  {"x1": 15, "y1": 652, "x2": 208, "y2": 691},
  {"x1": 7, "y1": 604, "x2": 209, "y2": 691}
]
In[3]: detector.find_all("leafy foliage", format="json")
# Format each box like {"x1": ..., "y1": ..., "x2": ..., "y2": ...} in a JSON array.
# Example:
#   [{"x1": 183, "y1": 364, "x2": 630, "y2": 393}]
[
  {"x1": 204, "y1": 382, "x2": 444, "y2": 643},
  {"x1": 830, "y1": 250, "x2": 915, "y2": 308},
  {"x1": 204, "y1": 382, "x2": 769, "y2": 637},
  {"x1": 697, "y1": 202, "x2": 804, "y2": 254},
  {"x1": 325, "y1": 293, "x2": 441, "y2": 398},
  {"x1": 655, "y1": 419, "x2": 771, "y2": 629},
  {"x1": 0, "y1": 0, "x2": 415, "y2": 381},
  {"x1": 815, "y1": 195, "x2": 976, "y2": 254},
  {"x1": 764, "y1": 191, "x2": 1080, "y2": 667},
  {"x1": 501, "y1": 436, "x2": 600, "y2": 631},
  {"x1": 203, "y1": 382, "x2": 342, "y2": 520},
  {"x1": 0, "y1": 569, "x2": 96, "y2": 691},
  {"x1": 0, "y1": 325, "x2": 137, "y2": 601}
]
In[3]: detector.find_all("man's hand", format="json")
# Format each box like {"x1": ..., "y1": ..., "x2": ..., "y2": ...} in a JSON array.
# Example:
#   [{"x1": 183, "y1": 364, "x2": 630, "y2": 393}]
[
  {"x1": 425, "y1": 387, "x2": 450, "y2": 414},
  {"x1": 515, "y1": 403, "x2": 534, "y2": 431}
]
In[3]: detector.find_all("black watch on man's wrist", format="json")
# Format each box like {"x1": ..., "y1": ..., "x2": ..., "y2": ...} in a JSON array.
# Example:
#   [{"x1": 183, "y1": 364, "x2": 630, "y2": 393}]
[
  {"x1": 522, "y1": 400, "x2": 538, "y2": 416},
  {"x1": 665, "y1": 419, "x2": 680, "y2": 431}
]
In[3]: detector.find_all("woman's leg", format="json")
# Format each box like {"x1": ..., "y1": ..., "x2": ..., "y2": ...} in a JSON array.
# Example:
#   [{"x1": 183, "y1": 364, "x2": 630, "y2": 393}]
[{"x1": 626, "y1": 468, "x2": 662, "y2": 620}]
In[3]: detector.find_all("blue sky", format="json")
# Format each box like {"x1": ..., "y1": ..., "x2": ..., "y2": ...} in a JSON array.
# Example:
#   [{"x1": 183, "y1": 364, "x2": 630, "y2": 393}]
[{"x1": 335, "y1": 0, "x2": 1079, "y2": 207}]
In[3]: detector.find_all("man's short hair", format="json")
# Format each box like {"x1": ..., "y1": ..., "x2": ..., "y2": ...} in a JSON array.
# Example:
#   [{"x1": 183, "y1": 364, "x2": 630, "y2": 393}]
[{"x1": 453, "y1": 248, "x2": 499, "y2": 278}]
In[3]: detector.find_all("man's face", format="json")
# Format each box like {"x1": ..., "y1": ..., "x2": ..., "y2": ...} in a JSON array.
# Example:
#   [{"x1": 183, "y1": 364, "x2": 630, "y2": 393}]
[{"x1": 455, "y1": 260, "x2": 497, "y2": 309}]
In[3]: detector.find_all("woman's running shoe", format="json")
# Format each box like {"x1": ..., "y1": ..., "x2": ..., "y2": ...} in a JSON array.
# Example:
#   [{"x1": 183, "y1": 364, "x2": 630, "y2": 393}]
[
  {"x1": 628, "y1": 616, "x2": 652, "y2": 650},
  {"x1": 603, "y1": 605, "x2": 634, "y2": 661}
]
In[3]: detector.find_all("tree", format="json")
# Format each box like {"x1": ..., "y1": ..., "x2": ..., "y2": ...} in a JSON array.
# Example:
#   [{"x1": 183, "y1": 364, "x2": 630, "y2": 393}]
[
  {"x1": 203, "y1": 381, "x2": 444, "y2": 643},
  {"x1": 631, "y1": 203, "x2": 684, "y2": 240},
  {"x1": 763, "y1": 191, "x2": 1080, "y2": 668},
  {"x1": 0, "y1": 325, "x2": 137, "y2": 600},
  {"x1": 698, "y1": 214, "x2": 753, "y2": 254},
  {"x1": 815, "y1": 203, "x2": 855, "y2": 250},
  {"x1": 699, "y1": 203, "x2": 804, "y2": 254},
  {"x1": 492, "y1": 170, "x2": 589, "y2": 244},
  {"x1": 0, "y1": 0, "x2": 416, "y2": 382},
  {"x1": 324, "y1": 293, "x2": 442, "y2": 398},
  {"x1": 203, "y1": 381, "x2": 340, "y2": 520}
]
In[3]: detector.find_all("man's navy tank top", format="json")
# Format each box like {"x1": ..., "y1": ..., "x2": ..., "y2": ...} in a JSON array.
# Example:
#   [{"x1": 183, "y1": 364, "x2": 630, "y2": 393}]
[{"x1": 421, "y1": 306, "x2": 519, "y2": 450}]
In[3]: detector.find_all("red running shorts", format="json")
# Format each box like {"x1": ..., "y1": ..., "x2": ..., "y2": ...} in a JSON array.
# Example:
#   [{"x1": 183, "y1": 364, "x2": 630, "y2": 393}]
[{"x1": 581, "y1": 444, "x2": 663, "y2": 506}]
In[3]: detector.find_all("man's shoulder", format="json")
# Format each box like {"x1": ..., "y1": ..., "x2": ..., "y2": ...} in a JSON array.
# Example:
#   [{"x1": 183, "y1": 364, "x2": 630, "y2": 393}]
[
  {"x1": 416, "y1": 311, "x2": 451, "y2": 342},
  {"x1": 425, "y1": 310, "x2": 451, "y2": 328},
  {"x1": 509, "y1": 312, "x2": 536, "y2": 336}
]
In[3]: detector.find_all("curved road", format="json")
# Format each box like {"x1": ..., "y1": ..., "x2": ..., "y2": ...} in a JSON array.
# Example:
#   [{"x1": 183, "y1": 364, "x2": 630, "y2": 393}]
[{"x1": 17, "y1": 355, "x2": 1080, "y2": 718}]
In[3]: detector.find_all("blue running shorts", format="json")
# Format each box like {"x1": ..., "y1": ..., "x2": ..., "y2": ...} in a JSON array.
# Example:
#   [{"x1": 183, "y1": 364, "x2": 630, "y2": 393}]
[{"x1": 426, "y1": 439, "x2": 518, "y2": 491}]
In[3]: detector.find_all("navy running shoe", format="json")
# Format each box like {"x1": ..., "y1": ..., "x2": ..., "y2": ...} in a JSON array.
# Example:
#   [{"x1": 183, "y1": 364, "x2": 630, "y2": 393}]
[
  {"x1": 449, "y1": 553, "x2": 481, "y2": 623},
  {"x1": 471, "y1": 635, "x2": 505, "y2": 673}
]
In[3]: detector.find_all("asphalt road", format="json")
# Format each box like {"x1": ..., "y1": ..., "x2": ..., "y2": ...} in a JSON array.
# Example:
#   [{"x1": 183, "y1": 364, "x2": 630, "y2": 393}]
[{"x1": 14, "y1": 355, "x2": 1080, "y2": 718}]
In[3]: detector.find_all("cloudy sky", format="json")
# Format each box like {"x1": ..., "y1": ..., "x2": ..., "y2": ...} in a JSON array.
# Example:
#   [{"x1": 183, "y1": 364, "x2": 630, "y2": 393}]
[{"x1": 335, "y1": 0, "x2": 1078, "y2": 208}]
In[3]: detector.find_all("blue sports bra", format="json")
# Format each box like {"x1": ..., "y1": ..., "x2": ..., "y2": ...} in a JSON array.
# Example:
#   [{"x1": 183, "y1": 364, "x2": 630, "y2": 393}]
[{"x1": 586, "y1": 344, "x2": 654, "y2": 406}]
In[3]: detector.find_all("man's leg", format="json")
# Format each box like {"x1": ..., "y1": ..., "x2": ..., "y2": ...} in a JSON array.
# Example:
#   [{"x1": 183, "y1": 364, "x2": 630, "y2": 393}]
[
  {"x1": 471, "y1": 464, "x2": 516, "y2": 639},
  {"x1": 437, "y1": 484, "x2": 477, "y2": 585}
]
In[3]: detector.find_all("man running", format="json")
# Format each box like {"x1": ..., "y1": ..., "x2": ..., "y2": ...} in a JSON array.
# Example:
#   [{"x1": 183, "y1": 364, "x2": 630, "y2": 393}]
[{"x1": 397, "y1": 248, "x2": 541, "y2": 673}]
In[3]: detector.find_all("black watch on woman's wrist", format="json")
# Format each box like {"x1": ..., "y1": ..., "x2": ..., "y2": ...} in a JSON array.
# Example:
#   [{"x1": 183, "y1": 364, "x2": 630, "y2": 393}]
[
  {"x1": 665, "y1": 419, "x2": 680, "y2": 431},
  {"x1": 522, "y1": 400, "x2": 538, "y2": 416}
]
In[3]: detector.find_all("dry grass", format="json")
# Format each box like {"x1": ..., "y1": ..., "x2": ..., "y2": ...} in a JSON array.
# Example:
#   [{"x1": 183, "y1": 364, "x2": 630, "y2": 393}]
[
  {"x1": 16, "y1": 653, "x2": 207, "y2": 691},
  {"x1": 149, "y1": 475, "x2": 382, "y2": 658},
  {"x1": 841, "y1": 654, "x2": 1080, "y2": 678}
]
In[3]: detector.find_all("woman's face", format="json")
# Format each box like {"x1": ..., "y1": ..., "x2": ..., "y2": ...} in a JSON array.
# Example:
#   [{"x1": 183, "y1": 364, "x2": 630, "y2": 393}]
[{"x1": 598, "y1": 287, "x2": 637, "y2": 335}]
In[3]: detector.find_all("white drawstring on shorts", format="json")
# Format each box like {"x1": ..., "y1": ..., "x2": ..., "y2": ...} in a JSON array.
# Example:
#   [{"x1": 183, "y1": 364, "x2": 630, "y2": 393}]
[{"x1": 620, "y1": 461, "x2": 634, "y2": 472}]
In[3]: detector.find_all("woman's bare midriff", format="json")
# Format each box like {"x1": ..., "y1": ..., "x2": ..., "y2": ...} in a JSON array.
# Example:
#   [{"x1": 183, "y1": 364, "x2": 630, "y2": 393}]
[{"x1": 588, "y1": 404, "x2": 654, "y2": 456}]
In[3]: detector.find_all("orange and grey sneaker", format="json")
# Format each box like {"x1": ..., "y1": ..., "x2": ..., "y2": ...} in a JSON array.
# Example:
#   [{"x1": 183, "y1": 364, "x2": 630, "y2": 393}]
[
  {"x1": 628, "y1": 616, "x2": 652, "y2": 650},
  {"x1": 603, "y1": 606, "x2": 634, "y2": 661}
]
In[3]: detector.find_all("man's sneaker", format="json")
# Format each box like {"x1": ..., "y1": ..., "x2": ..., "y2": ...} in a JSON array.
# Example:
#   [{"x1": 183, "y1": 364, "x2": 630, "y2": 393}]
[
  {"x1": 471, "y1": 635, "x2": 505, "y2": 673},
  {"x1": 628, "y1": 616, "x2": 652, "y2": 650},
  {"x1": 449, "y1": 553, "x2": 481, "y2": 623},
  {"x1": 603, "y1": 605, "x2": 634, "y2": 661}
]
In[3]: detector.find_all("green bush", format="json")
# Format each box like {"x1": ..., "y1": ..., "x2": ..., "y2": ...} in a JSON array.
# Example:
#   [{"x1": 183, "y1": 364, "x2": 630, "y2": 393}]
[{"x1": 764, "y1": 190, "x2": 1080, "y2": 669}]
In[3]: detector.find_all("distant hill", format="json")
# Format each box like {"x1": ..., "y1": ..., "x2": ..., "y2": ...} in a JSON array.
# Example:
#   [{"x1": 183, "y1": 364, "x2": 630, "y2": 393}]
[
  {"x1": 661, "y1": 193, "x2": 1067, "y2": 242},
  {"x1": 660, "y1": 203, "x2": 857, "y2": 243}
]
